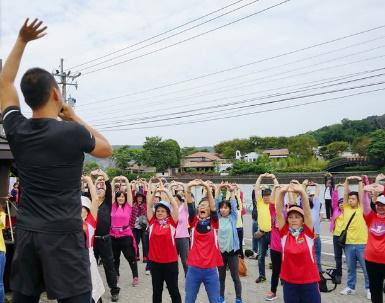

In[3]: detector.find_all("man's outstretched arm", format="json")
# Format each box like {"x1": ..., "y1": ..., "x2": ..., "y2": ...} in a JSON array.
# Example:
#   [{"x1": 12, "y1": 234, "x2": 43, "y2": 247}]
[{"x1": 0, "y1": 18, "x2": 47, "y2": 113}]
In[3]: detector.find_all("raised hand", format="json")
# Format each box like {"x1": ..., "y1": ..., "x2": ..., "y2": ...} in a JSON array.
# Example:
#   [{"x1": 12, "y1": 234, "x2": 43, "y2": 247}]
[{"x1": 19, "y1": 18, "x2": 47, "y2": 43}]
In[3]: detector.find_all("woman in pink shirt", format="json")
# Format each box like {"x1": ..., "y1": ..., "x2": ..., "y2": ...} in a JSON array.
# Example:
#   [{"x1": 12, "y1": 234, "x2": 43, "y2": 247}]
[
  {"x1": 110, "y1": 186, "x2": 138, "y2": 287},
  {"x1": 174, "y1": 192, "x2": 190, "y2": 277}
]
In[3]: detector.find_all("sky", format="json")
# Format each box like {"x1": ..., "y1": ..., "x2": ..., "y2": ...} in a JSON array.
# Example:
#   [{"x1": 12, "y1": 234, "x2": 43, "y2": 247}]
[{"x1": 1, "y1": 0, "x2": 385, "y2": 147}]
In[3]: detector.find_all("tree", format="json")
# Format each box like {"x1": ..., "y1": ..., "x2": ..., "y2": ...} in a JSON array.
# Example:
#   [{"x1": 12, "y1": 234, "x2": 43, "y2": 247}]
[
  {"x1": 365, "y1": 130, "x2": 385, "y2": 166},
  {"x1": 288, "y1": 135, "x2": 318, "y2": 159},
  {"x1": 142, "y1": 137, "x2": 181, "y2": 172},
  {"x1": 112, "y1": 145, "x2": 144, "y2": 170},
  {"x1": 214, "y1": 138, "x2": 253, "y2": 158},
  {"x1": 352, "y1": 136, "x2": 371, "y2": 156},
  {"x1": 319, "y1": 141, "x2": 350, "y2": 160},
  {"x1": 83, "y1": 160, "x2": 99, "y2": 175}
]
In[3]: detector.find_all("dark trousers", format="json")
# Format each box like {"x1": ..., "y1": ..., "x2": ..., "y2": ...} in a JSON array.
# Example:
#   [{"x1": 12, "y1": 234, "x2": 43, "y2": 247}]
[
  {"x1": 133, "y1": 228, "x2": 149, "y2": 259},
  {"x1": 151, "y1": 261, "x2": 181, "y2": 303},
  {"x1": 333, "y1": 235, "x2": 344, "y2": 277},
  {"x1": 237, "y1": 228, "x2": 244, "y2": 258},
  {"x1": 111, "y1": 236, "x2": 138, "y2": 278},
  {"x1": 270, "y1": 249, "x2": 282, "y2": 293},
  {"x1": 218, "y1": 251, "x2": 242, "y2": 299},
  {"x1": 258, "y1": 232, "x2": 271, "y2": 278},
  {"x1": 325, "y1": 199, "x2": 332, "y2": 220},
  {"x1": 12, "y1": 291, "x2": 91, "y2": 303},
  {"x1": 283, "y1": 281, "x2": 321, "y2": 303},
  {"x1": 93, "y1": 236, "x2": 120, "y2": 295},
  {"x1": 366, "y1": 260, "x2": 385, "y2": 303},
  {"x1": 252, "y1": 220, "x2": 259, "y2": 253},
  {"x1": 175, "y1": 237, "x2": 189, "y2": 276}
]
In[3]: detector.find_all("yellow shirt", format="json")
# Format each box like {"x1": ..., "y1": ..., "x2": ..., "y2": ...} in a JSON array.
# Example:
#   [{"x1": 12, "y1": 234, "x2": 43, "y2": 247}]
[
  {"x1": 343, "y1": 204, "x2": 368, "y2": 245},
  {"x1": 0, "y1": 212, "x2": 6, "y2": 252},
  {"x1": 257, "y1": 197, "x2": 271, "y2": 232},
  {"x1": 333, "y1": 214, "x2": 345, "y2": 236}
]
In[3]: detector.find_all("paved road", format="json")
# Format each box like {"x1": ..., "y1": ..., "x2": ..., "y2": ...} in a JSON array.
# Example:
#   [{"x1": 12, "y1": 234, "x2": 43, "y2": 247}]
[{"x1": 23, "y1": 215, "x2": 370, "y2": 303}]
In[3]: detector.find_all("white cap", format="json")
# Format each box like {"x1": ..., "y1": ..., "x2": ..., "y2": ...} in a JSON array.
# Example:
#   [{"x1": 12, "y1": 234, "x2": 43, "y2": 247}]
[
  {"x1": 81, "y1": 196, "x2": 92, "y2": 210},
  {"x1": 375, "y1": 195, "x2": 385, "y2": 205}
]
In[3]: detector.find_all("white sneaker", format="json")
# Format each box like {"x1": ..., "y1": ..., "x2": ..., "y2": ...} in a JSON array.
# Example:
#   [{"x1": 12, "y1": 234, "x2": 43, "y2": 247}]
[
  {"x1": 366, "y1": 289, "x2": 371, "y2": 300},
  {"x1": 145, "y1": 269, "x2": 151, "y2": 275},
  {"x1": 340, "y1": 287, "x2": 356, "y2": 295}
]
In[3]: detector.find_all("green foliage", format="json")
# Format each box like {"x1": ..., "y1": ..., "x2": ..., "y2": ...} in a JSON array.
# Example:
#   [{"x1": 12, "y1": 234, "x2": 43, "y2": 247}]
[
  {"x1": 352, "y1": 136, "x2": 371, "y2": 156},
  {"x1": 83, "y1": 160, "x2": 99, "y2": 175},
  {"x1": 319, "y1": 141, "x2": 350, "y2": 160},
  {"x1": 365, "y1": 129, "x2": 385, "y2": 166},
  {"x1": 142, "y1": 137, "x2": 181, "y2": 171},
  {"x1": 112, "y1": 145, "x2": 144, "y2": 170},
  {"x1": 288, "y1": 134, "x2": 318, "y2": 159},
  {"x1": 214, "y1": 138, "x2": 254, "y2": 158},
  {"x1": 105, "y1": 167, "x2": 123, "y2": 179},
  {"x1": 249, "y1": 136, "x2": 289, "y2": 150}
]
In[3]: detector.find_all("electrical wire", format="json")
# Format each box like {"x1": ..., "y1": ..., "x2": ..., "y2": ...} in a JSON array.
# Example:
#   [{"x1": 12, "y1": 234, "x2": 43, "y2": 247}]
[{"x1": 81, "y1": 0, "x2": 291, "y2": 75}]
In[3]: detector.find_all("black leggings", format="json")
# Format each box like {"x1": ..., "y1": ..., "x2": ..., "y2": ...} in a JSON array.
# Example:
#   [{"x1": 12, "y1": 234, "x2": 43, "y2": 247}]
[
  {"x1": 111, "y1": 236, "x2": 138, "y2": 278},
  {"x1": 218, "y1": 251, "x2": 242, "y2": 299},
  {"x1": 366, "y1": 260, "x2": 385, "y2": 303},
  {"x1": 12, "y1": 291, "x2": 92, "y2": 303},
  {"x1": 151, "y1": 261, "x2": 181, "y2": 303},
  {"x1": 237, "y1": 228, "x2": 244, "y2": 258},
  {"x1": 270, "y1": 249, "x2": 282, "y2": 293}
]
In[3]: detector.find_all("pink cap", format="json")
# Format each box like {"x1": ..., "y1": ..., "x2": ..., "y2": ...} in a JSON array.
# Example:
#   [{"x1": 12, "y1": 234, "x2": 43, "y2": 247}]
[{"x1": 287, "y1": 205, "x2": 304, "y2": 216}]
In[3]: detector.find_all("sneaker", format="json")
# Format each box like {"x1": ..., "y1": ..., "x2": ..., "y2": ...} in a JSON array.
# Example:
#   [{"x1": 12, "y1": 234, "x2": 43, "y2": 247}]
[
  {"x1": 235, "y1": 298, "x2": 243, "y2": 303},
  {"x1": 265, "y1": 291, "x2": 277, "y2": 301},
  {"x1": 145, "y1": 269, "x2": 151, "y2": 275},
  {"x1": 340, "y1": 287, "x2": 356, "y2": 295},
  {"x1": 132, "y1": 277, "x2": 139, "y2": 287},
  {"x1": 111, "y1": 294, "x2": 119, "y2": 302},
  {"x1": 255, "y1": 276, "x2": 266, "y2": 283},
  {"x1": 366, "y1": 289, "x2": 371, "y2": 300},
  {"x1": 219, "y1": 296, "x2": 226, "y2": 303}
]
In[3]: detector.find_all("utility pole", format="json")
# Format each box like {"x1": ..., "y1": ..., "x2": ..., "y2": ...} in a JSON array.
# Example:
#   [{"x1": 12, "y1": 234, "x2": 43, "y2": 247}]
[{"x1": 53, "y1": 58, "x2": 81, "y2": 107}]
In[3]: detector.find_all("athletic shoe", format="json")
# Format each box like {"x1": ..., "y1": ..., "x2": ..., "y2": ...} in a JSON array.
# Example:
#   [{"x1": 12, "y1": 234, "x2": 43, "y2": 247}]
[
  {"x1": 145, "y1": 269, "x2": 151, "y2": 275},
  {"x1": 111, "y1": 294, "x2": 119, "y2": 302},
  {"x1": 255, "y1": 276, "x2": 266, "y2": 283},
  {"x1": 219, "y1": 296, "x2": 226, "y2": 303},
  {"x1": 265, "y1": 291, "x2": 277, "y2": 301},
  {"x1": 340, "y1": 287, "x2": 356, "y2": 295},
  {"x1": 366, "y1": 289, "x2": 371, "y2": 300},
  {"x1": 132, "y1": 277, "x2": 139, "y2": 287},
  {"x1": 234, "y1": 298, "x2": 243, "y2": 303}
]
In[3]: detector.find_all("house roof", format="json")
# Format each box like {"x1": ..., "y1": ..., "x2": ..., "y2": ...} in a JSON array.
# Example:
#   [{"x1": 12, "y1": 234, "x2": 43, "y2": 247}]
[
  {"x1": 185, "y1": 152, "x2": 222, "y2": 161},
  {"x1": 263, "y1": 148, "x2": 289, "y2": 156},
  {"x1": 181, "y1": 161, "x2": 215, "y2": 168}
]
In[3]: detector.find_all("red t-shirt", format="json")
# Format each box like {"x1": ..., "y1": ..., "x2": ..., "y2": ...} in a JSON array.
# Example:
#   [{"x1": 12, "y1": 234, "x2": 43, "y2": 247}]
[
  {"x1": 148, "y1": 216, "x2": 178, "y2": 263},
  {"x1": 279, "y1": 224, "x2": 320, "y2": 284},
  {"x1": 83, "y1": 213, "x2": 97, "y2": 249},
  {"x1": 187, "y1": 216, "x2": 223, "y2": 268},
  {"x1": 365, "y1": 211, "x2": 385, "y2": 264}
]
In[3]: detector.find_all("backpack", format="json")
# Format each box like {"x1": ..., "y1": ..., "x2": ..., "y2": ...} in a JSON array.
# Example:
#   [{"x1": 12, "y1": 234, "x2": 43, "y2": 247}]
[{"x1": 319, "y1": 269, "x2": 337, "y2": 293}]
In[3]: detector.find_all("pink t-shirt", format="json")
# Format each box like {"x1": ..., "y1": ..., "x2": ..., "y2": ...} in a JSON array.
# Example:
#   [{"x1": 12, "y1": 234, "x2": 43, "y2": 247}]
[
  {"x1": 110, "y1": 203, "x2": 134, "y2": 238},
  {"x1": 269, "y1": 203, "x2": 282, "y2": 252},
  {"x1": 175, "y1": 204, "x2": 189, "y2": 239}
]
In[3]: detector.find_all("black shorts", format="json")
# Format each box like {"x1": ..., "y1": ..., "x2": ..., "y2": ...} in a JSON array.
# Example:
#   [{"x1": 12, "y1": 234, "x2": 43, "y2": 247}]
[{"x1": 10, "y1": 229, "x2": 91, "y2": 299}]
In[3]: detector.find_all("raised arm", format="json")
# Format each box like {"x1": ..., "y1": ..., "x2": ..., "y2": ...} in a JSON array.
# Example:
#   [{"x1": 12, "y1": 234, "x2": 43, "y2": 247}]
[
  {"x1": 275, "y1": 186, "x2": 287, "y2": 230},
  {"x1": 343, "y1": 177, "x2": 350, "y2": 205},
  {"x1": 201, "y1": 180, "x2": 216, "y2": 212},
  {"x1": 0, "y1": 19, "x2": 47, "y2": 113},
  {"x1": 255, "y1": 174, "x2": 265, "y2": 200},
  {"x1": 121, "y1": 176, "x2": 132, "y2": 206},
  {"x1": 83, "y1": 175, "x2": 99, "y2": 219}
]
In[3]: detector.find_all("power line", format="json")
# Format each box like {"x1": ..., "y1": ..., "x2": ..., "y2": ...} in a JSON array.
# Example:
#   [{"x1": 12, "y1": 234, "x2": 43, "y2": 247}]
[
  {"x1": 82, "y1": 53, "x2": 385, "y2": 123},
  {"x1": 97, "y1": 80, "x2": 385, "y2": 129},
  {"x1": 81, "y1": 0, "x2": 292, "y2": 75},
  {"x1": 98, "y1": 86, "x2": 385, "y2": 131},
  {"x1": 77, "y1": 37, "x2": 385, "y2": 116},
  {"x1": 91, "y1": 70, "x2": 385, "y2": 126},
  {"x1": 68, "y1": 0, "x2": 247, "y2": 70},
  {"x1": 76, "y1": 24, "x2": 385, "y2": 107},
  {"x1": 73, "y1": 0, "x2": 262, "y2": 72}
]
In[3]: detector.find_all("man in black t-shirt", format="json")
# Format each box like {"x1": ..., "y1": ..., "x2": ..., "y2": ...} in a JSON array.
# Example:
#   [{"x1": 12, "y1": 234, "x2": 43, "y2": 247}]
[{"x1": 0, "y1": 19, "x2": 113, "y2": 303}]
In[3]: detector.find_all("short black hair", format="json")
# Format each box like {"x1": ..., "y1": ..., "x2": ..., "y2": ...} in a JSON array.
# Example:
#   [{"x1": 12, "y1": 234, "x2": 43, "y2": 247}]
[
  {"x1": 262, "y1": 188, "x2": 272, "y2": 197},
  {"x1": 218, "y1": 200, "x2": 231, "y2": 210},
  {"x1": 20, "y1": 68, "x2": 59, "y2": 110}
]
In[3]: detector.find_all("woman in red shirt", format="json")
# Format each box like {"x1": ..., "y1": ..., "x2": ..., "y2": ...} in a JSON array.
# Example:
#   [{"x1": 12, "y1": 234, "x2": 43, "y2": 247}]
[
  {"x1": 363, "y1": 179, "x2": 385, "y2": 303},
  {"x1": 147, "y1": 181, "x2": 181, "y2": 303},
  {"x1": 275, "y1": 181, "x2": 321, "y2": 303}
]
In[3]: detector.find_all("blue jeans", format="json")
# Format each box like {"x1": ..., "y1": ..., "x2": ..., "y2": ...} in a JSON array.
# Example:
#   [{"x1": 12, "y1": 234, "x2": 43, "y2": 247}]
[
  {"x1": 345, "y1": 244, "x2": 369, "y2": 289},
  {"x1": 257, "y1": 232, "x2": 270, "y2": 278},
  {"x1": 185, "y1": 266, "x2": 219, "y2": 303},
  {"x1": 0, "y1": 252, "x2": 4, "y2": 303},
  {"x1": 314, "y1": 236, "x2": 322, "y2": 273},
  {"x1": 252, "y1": 220, "x2": 259, "y2": 253}
]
